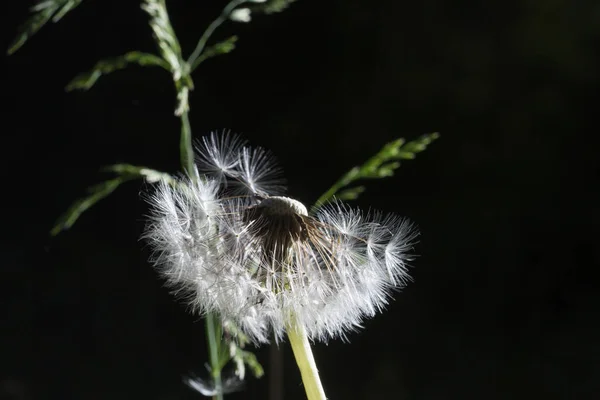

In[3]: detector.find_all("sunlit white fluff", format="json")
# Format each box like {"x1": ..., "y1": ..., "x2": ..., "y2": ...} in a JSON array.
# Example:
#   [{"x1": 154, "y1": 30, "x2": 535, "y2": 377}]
[
  {"x1": 184, "y1": 373, "x2": 243, "y2": 396},
  {"x1": 195, "y1": 132, "x2": 247, "y2": 185},
  {"x1": 144, "y1": 132, "x2": 418, "y2": 343}
]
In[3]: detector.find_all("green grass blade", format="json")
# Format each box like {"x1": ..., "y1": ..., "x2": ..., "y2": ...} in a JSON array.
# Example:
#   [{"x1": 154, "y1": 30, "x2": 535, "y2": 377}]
[
  {"x1": 313, "y1": 132, "x2": 439, "y2": 209},
  {"x1": 50, "y1": 177, "x2": 126, "y2": 236},
  {"x1": 8, "y1": 0, "x2": 83, "y2": 55},
  {"x1": 66, "y1": 51, "x2": 169, "y2": 91},
  {"x1": 190, "y1": 36, "x2": 238, "y2": 71},
  {"x1": 51, "y1": 164, "x2": 174, "y2": 236}
]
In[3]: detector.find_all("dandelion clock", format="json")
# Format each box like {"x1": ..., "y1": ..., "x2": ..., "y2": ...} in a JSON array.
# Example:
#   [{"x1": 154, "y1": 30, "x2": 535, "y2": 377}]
[{"x1": 144, "y1": 132, "x2": 418, "y2": 399}]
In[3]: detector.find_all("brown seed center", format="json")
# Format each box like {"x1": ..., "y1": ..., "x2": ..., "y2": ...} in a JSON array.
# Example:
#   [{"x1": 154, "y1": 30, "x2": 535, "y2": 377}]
[{"x1": 242, "y1": 196, "x2": 309, "y2": 269}]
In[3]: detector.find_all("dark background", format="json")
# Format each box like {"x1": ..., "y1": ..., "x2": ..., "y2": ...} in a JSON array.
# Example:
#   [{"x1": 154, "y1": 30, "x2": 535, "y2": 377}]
[{"x1": 2, "y1": 0, "x2": 599, "y2": 399}]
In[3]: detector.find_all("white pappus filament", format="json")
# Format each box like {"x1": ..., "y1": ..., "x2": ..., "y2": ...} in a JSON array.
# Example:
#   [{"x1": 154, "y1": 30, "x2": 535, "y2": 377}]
[{"x1": 144, "y1": 131, "x2": 418, "y2": 343}]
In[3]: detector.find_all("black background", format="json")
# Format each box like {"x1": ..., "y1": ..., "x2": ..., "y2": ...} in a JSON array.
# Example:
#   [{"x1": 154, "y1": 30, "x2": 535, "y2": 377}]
[{"x1": 2, "y1": 1, "x2": 599, "y2": 399}]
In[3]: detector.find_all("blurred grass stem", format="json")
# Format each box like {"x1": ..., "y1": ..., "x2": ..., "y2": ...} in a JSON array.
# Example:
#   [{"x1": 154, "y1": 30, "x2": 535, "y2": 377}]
[
  {"x1": 188, "y1": 0, "x2": 247, "y2": 70},
  {"x1": 180, "y1": 110, "x2": 197, "y2": 179},
  {"x1": 206, "y1": 313, "x2": 224, "y2": 400}
]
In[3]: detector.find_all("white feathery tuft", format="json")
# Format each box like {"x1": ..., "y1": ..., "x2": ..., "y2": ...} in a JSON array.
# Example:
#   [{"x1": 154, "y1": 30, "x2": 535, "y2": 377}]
[
  {"x1": 144, "y1": 132, "x2": 418, "y2": 344},
  {"x1": 236, "y1": 146, "x2": 285, "y2": 196},
  {"x1": 184, "y1": 373, "x2": 244, "y2": 396},
  {"x1": 195, "y1": 131, "x2": 247, "y2": 184},
  {"x1": 194, "y1": 131, "x2": 285, "y2": 196}
]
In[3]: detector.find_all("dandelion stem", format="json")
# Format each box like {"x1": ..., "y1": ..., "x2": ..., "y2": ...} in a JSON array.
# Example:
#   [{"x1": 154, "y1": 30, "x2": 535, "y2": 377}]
[
  {"x1": 287, "y1": 319, "x2": 327, "y2": 400},
  {"x1": 206, "y1": 312, "x2": 224, "y2": 400}
]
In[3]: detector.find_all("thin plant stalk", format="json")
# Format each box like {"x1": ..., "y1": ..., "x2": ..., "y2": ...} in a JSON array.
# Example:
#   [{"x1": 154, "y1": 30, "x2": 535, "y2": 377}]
[
  {"x1": 286, "y1": 318, "x2": 327, "y2": 400},
  {"x1": 188, "y1": 0, "x2": 247, "y2": 70},
  {"x1": 179, "y1": 110, "x2": 196, "y2": 178},
  {"x1": 206, "y1": 313, "x2": 224, "y2": 400},
  {"x1": 179, "y1": 89, "x2": 224, "y2": 400},
  {"x1": 175, "y1": 3, "x2": 238, "y2": 394}
]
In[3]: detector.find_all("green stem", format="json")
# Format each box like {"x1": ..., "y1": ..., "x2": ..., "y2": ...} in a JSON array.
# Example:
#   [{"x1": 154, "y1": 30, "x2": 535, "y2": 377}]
[
  {"x1": 287, "y1": 319, "x2": 327, "y2": 400},
  {"x1": 180, "y1": 110, "x2": 198, "y2": 179},
  {"x1": 179, "y1": 101, "x2": 220, "y2": 400},
  {"x1": 187, "y1": 0, "x2": 247, "y2": 70},
  {"x1": 206, "y1": 313, "x2": 224, "y2": 400},
  {"x1": 312, "y1": 167, "x2": 360, "y2": 211},
  {"x1": 313, "y1": 184, "x2": 341, "y2": 209}
]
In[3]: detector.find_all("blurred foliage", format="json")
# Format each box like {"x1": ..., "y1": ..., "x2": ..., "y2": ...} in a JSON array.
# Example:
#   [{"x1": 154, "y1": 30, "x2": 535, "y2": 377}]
[
  {"x1": 66, "y1": 52, "x2": 169, "y2": 91},
  {"x1": 223, "y1": 319, "x2": 265, "y2": 380},
  {"x1": 314, "y1": 132, "x2": 440, "y2": 208},
  {"x1": 254, "y1": 0, "x2": 299, "y2": 14},
  {"x1": 50, "y1": 165, "x2": 173, "y2": 236},
  {"x1": 7, "y1": 0, "x2": 83, "y2": 55},
  {"x1": 190, "y1": 36, "x2": 238, "y2": 70}
]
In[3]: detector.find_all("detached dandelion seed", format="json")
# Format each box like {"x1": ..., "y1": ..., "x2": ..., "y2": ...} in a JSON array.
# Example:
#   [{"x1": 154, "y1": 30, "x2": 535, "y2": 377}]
[
  {"x1": 184, "y1": 373, "x2": 244, "y2": 396},
  {"x1": 144, "y1": 132, "x2": 419, "y2": 399}
]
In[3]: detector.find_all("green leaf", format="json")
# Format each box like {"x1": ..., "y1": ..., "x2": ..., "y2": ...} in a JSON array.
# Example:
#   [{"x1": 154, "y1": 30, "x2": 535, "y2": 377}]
[
  {"x1": 51, "y1": 164, "x2": 174, "y2": 236},
  {"x1": 66, "y1": 51, "x2": 169, "y2": 91},
  {"x1": 190, "y1": 36, "x2": 238, "y2": 71},
  {"x1": 8, "y1": 0, "x2": 83, "y2": 55}
]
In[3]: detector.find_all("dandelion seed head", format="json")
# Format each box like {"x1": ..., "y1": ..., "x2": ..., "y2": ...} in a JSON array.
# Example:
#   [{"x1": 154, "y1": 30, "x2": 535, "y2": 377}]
[{"x1": 144, "y1": 132, "x2": 418, "y2": 343}]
